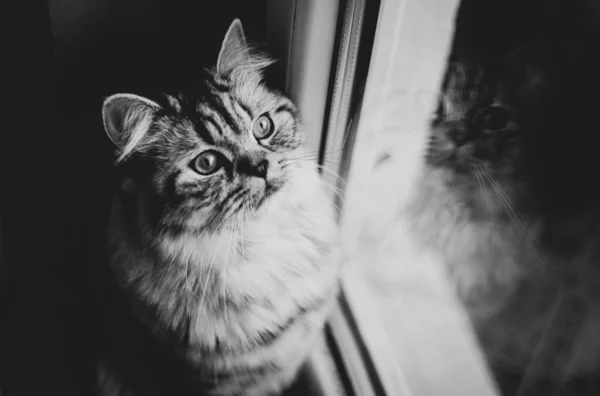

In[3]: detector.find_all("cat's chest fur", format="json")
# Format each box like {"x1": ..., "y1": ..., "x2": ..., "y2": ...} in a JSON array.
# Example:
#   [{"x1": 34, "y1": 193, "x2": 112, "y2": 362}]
[
  {"x1": 408, "y1": 167, "x2": 540, "y2": 318},
  {"x1": 408, "y1": 166, "x2": 600, "y2": 377},
  {"x1": 106, "y1": 172, "x2": 340, "y2": 355}
]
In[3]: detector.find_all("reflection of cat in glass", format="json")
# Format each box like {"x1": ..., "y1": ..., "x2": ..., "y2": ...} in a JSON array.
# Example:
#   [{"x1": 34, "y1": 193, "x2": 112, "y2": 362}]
[
  {"x1": 99, "y1": 19, "x2": 340, "y2": 396},
  {"x1": 409, "y1": 52, "x2": 600, "y2": 391}
]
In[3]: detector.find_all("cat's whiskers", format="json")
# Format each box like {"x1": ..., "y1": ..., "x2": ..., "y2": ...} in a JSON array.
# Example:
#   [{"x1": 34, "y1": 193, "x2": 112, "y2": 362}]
[
  {"x1": 280, "y1": 156, "x2": 344, "y2": 173},
  {"x1": 282, "y1": 158, "x2": 327, "y2": 169},
  {"x1": 475, "y1": 164, "x2": 547, "y2": 269},
  {"x1": 319, "y1": 160, "x2": 349, "y2": 173},
  {"x1": 315, "y1": 162, "x2": 345, "y2": 178},
  {"x1": 474, "y1": 163, "x2": 521, "y2": 223},
  {"x1": 284, "y1": 154, "x2": 344, "y2": 163},
  {"x1": 471, "y1": 167, "x2": 491, "y2": 214},
  {"x1": 324, "y1": 184, "x2": 345, "y2": 200},
  {"x1": 293, "y1": 161, "x2": 347, "y2": 186},
  {"x1": 289, "y1": 162, "x2": 345, "y2": 202},
  {"x1": 282, "y1": 155, "x2": 347, "y2": 172},
  {"x1": 489, "y1": 177, "x2": 526, "y2": 232},
  {"x1": 284, "y1": 148, "x2": 345, "y2": 162},
  {"x1": 471, "y1": 163, "x2": 555, "y2": 274},
  {"x1": 480, "y1": 166, "x2": 519, "y2": 222}
]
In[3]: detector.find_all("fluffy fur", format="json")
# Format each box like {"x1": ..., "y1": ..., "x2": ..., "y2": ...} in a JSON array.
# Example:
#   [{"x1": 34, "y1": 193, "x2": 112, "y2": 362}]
[
  {"x1": 407, "y1": 54, "x2": 600, "y2": 388},
  {"x1": 99, "y1": 19, "x2": 340, "y2": 396}
]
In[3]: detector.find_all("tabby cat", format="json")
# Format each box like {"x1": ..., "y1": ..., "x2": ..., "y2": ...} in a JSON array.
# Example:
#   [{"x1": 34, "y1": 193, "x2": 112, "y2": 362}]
[
  {"x1": 99, "y1": 19, "x2": 340, "y2": 396},
  {"x1": 407, "y1": 52, "x2": 600, "y2": 393}
]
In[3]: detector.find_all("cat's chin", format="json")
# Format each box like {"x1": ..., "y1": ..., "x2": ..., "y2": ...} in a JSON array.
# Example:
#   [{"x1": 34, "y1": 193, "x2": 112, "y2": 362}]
[
  {"x1": 215, "y1": 185, "x2": 286, "y2": 233},
  {"x1": 253, "y1": 182, "x2": 283, "y2": 210}
]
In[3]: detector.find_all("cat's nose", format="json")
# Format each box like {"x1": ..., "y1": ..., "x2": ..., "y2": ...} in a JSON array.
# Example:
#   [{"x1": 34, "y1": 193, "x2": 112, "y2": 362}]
[
  {"x1": 448, "y1": 128, "x2": 471, "y2": 147},
  {"x1": 238, "y1": 155, "x2": 269, "y2": 179},
  {"x1": 253, "y1": 159, "x2": 269, "y2": 179}
]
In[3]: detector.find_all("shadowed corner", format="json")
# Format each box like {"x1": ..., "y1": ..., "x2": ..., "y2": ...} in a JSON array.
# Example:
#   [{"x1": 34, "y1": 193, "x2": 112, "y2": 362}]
[{"x1": 0, "y1": 216, "x2": 4, "y2": 295}]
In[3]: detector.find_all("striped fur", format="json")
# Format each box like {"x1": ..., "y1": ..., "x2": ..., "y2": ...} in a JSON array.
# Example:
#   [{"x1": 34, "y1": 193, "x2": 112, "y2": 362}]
[
  {"x1": 407, "y1": 57, "x2": 600, "y2": 383},
  {"x1": 99, "y1": 19, "x2": 340, "y2": 396}
]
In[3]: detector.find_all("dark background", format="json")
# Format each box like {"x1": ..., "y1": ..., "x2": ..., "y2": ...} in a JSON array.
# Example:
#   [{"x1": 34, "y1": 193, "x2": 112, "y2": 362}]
[{"x1": 1, "y1": 1, "x2": 268, "y2": 395}]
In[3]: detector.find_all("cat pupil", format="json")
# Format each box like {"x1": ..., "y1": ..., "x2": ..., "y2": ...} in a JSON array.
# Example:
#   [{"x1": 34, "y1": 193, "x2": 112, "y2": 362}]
[
  {"x1": 253, "y1": 115, "x2": 273, "y2": 139},
  {"x1": 193, "y1": 151, "x2": 219, "y2": 175}
]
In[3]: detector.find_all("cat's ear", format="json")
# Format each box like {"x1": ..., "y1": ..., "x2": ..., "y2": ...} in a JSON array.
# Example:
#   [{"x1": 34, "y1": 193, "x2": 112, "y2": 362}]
[
  {"x1": 217, "y1": 19, "x2": 249, "y2": 77},
  {"x1": 102, "y1": 93, "x2": 161, "y2": 160}
]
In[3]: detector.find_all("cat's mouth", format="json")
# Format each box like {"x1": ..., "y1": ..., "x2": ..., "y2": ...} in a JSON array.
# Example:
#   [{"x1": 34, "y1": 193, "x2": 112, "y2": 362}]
[
  {"x1": 216, "y1": 183, "x2": 282, "y2": 232},
  {"x1": 252, "y1": 182, "x2": 282, "y2": 211}
]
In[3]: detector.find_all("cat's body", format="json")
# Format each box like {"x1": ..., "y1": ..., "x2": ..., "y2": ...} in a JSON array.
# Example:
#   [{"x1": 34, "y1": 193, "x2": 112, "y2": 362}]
[
  {"x1": 99, "y1": 20, "x2": 340, "y2": 396},
  {"x1": 410, "y1": 165, "x2": 600, "y2": 378},
  {"x1": 407, "y1": 55, "x2": 600, "y2": 389},
  {"x1": 104, "y1": 164, "x2": 338, "y2": 396}
]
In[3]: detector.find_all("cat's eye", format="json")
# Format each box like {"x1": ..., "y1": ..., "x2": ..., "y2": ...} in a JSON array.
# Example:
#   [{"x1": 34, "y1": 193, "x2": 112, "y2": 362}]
[
  {"x1": 476, "y1": 105, "x2": 511, "y2": 131},
  {"x1": 191, "y1": 150, "x2": 221, "y2": 175},
  {"x1": 252, "y1": 115, "x2": 274, "y2": 140}
]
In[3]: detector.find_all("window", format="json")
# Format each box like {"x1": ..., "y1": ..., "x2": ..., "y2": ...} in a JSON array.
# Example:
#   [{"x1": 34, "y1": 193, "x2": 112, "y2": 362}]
[
  {"x1": 312, "y1": 1, "x2": 499, "y2": 395},
  {"x1": 315, "y1": 1, "x2": 600, "y2": 396}
]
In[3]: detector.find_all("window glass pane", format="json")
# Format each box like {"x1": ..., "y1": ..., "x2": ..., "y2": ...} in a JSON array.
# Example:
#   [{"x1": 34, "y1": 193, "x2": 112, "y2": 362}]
[{"x1": 338, "y1": 0, "x2": 600, "y2": 395}]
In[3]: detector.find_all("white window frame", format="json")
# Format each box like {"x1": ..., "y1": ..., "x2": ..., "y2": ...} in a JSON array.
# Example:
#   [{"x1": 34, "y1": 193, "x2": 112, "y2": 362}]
[{"x1": 330, "y1": 0, "x2": 502, "y2": 395}]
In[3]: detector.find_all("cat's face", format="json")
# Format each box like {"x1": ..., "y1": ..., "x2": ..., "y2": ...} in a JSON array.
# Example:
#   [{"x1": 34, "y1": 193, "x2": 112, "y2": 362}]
[
  {"x1": 429, "y1": 60, "x2": 525, "y2": 176},
  {"x1": 425, "y1": 57, "x2": 546, "y2": 212},
  {"x1": 102, "y1": 20, "x2": 306, "y2": 235}
]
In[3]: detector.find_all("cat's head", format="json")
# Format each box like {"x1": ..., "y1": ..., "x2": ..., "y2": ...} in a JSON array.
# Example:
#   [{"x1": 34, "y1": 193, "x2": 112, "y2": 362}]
[
  {"x1": 102, "y1": 19, "x2": 307, "y2": 235},
  {"x1": 425, "y1": 51, "x2": 550, "y2": 213}
]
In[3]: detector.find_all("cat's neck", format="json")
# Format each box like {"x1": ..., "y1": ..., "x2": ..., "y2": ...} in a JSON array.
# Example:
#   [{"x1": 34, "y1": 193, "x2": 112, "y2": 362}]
[{"x1": 107, "y1": 182, "x2": 340, "y2": 350}]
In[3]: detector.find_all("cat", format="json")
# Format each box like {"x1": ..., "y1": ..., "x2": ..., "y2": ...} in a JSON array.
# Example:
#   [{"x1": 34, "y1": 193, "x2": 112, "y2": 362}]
[
  {"x1": 98, "y1": 19, "x2": 341, "y2": 396},
  {"x1": 406, "y1": 52, "x2": 600, "y2": 394}
]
